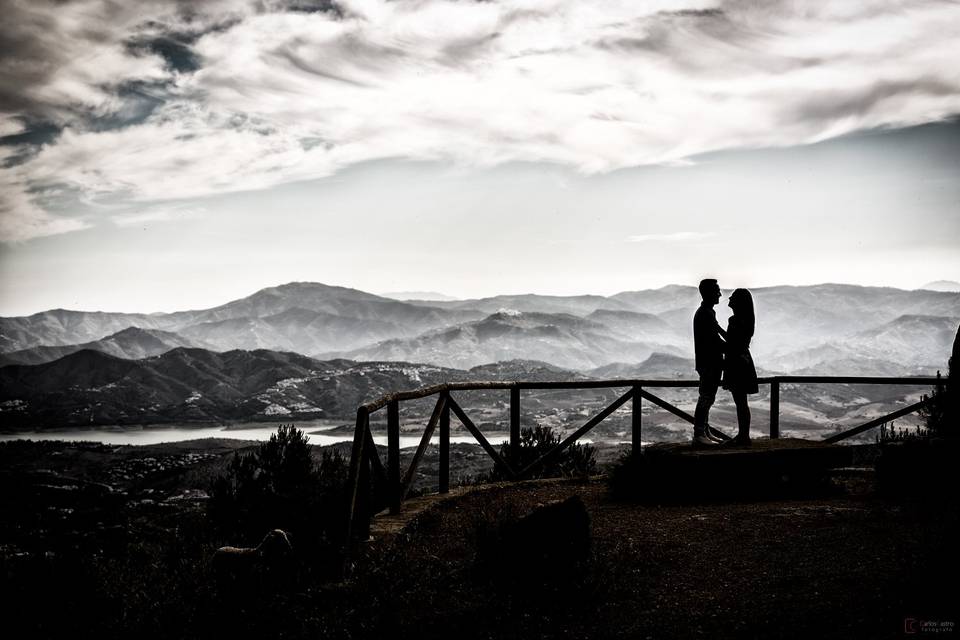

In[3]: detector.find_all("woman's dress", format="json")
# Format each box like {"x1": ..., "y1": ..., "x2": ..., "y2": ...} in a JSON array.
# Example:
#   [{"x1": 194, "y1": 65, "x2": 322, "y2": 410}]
[{"x1": 722, "y1": 315, "x2": 758, "y2": 395}]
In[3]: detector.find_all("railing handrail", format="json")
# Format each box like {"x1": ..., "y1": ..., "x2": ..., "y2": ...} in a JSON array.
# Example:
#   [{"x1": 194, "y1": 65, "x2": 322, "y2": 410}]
[{"x1": 359, "y1": 375, "x2": 941, "y2": 413}]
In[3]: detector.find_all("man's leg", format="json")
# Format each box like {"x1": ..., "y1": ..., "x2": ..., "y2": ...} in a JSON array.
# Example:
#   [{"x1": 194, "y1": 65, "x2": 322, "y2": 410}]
[{"x1": 693, "y1": 372, "x2": 719, "y2": 439}]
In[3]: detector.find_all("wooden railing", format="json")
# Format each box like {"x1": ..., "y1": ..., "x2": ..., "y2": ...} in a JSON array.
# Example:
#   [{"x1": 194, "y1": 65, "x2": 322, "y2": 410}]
[{"x1": 344, "y1": 375, "x2": 939, "y2": 542}]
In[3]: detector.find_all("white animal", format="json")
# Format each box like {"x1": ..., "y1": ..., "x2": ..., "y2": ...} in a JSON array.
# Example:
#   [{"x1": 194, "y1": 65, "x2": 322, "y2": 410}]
[{"x1": 212, "y1": 529, "x2": 294, "y2": 586}]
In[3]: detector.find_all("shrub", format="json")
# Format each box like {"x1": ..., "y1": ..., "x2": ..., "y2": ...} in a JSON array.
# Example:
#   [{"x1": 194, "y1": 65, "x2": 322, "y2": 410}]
[
  {"x1": 209, "y1": 425, "x2": 350, "y2": 576},
  {"x1": 876, "y1": 420, "x2": 928, "y2": 443},
  {"x1": 486, "y1": 425, "x2": 596, "y2": 482},
  {"x1": 920, "y1": 325, "x2": 959, "y2": 438},
  {"x1": 920, "y1": 371, "x2": 957, "y2": 439}
]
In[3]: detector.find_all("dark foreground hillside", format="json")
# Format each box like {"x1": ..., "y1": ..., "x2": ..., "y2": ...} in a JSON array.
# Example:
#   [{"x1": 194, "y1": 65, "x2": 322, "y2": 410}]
[
  {"x1": 0, "y1": 438, "x2": 956, "y2": 639},
  {"x1": 355, "y1": 480, "x2": 958, "y2": 639}
]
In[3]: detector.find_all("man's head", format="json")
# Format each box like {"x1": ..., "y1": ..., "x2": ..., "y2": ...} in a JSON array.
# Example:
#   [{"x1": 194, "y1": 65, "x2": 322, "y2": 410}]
[{"x1": 698, "y1": 278, "x2": 722, "y2": 305}]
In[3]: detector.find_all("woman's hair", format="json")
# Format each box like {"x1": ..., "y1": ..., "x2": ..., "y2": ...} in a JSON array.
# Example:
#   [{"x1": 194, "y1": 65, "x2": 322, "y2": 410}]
[{"x1": 730, "y1": 288, "x2": 755, "y2": 339}]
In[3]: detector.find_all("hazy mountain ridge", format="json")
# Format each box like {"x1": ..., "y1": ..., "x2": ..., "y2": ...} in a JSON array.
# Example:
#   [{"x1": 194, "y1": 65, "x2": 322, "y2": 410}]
[
  {"x1": 380, "y1": 291, "x2": 459, "y2": 301},
  {"x1": 0, "y1": 309, "x2": 172, "y2": 352},
  {"x1": 587, "y1": 353, "x2": 698, "y2": 380},
  {"x1": 401, "y1": 293, "x2": 635, "y2": 315},
  {"x1": 922, "y1": 280, "x2": 960, "y2": 292},
  {"x1": 0, "y1": 327, "x2": 211, "y2": 367},
  {"x1": 175, "y1": 307, "x2": 411, "y2": 354},
  {"x1": 764, "y1": 314, "x2": 960, "y2": 374},
  {"x1": 0, "y1": 283, "x2": 482, "y2": 355},
  {"x1": 2, "y1": 281, "x2": 958, "y2": 376},
  {"x1": 748, "y1": 285, "x2": 960, "y2": 355},
  {"x1": 325, "y1": 310, "x2": 690, "y2": 370}
]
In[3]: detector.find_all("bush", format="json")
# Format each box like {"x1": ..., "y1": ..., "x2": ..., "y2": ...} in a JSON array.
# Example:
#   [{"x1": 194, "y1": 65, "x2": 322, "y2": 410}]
[
  {"x1": 209, "y1": 425, "x2": 349, "y2": 576},
  {"x1": 877, "y1": 326, "x2": 959, "y2": 497},
  {"x1": 486, "y1": 425, "x2": 596, "y2": 482},
  {"x1": 920, "y1": 371, "x2": 957, "y2": 439},
  {"x1": 876, "y1": 420, "x2": 928, "y2": 443},
  {"x1": 921, "y1": 325, "x2": 960, "y2": 438}
]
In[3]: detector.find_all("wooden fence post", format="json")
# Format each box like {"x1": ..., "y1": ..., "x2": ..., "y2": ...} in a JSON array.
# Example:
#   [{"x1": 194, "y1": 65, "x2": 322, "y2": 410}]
[
  {"x1": 344, "y1": 407, "x2": 368, "y2": 546},
  {"x1": 510, "y1": 386, "x2": 520, "y2": 467},
  {"x1": 387, "y1": 399, "x2": 400, "y2": 514},
  {"x1": 770, "y1": 381, "x2": 780, "y2": 439},
  {"x1": 632, "y1": 385, "x2": 642, "y2": 460},
  {"x1": 439, "y1": 391, "x2": 450, "y2": 494}
]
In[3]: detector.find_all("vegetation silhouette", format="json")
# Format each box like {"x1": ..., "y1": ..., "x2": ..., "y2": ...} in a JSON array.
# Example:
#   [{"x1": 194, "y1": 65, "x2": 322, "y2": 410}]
[
  {"x1": 484, "y1": 424, "x2": 597, "y2": 482},
  {"x1": 209, "y1": 424, "x2": 350, "y2": 578},
  {"x1": 919, "y1": 323, "x2": 959, "y2": 438},
  {"x1": 877, "y1": 323, "x2": 959, "y2": 498}
]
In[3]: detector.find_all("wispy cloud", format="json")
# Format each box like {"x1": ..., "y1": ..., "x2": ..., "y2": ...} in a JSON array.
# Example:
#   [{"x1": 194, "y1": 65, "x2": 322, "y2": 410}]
[
  {"x1": 111, "y1": 206, "x2": 205, "y2": 227},
  {"x1": 626, "y1": 231, "x2": 716, "y2": 243},
  {"x1": 2, "y1": 0, "x2": 959, "y2": 241}
]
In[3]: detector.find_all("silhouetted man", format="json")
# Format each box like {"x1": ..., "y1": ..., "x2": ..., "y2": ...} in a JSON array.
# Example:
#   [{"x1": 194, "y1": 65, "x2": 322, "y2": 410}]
[{"x1": 693, "y1": 279, "x2": 726, "y2": 446}]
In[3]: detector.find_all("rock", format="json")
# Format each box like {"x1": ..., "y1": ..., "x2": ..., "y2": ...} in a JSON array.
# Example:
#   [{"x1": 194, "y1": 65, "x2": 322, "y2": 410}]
[{"x1": 480, "y1": 495, "x2": 592, "y2": 591}]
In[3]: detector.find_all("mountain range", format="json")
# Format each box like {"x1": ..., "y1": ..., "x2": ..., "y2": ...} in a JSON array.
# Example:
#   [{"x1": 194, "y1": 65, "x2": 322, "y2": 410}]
[
  {"x1": 0, "y1": 327, "x2": 212, "y2": 367},
  {"x1": 2, "y1": 281, "x2": 958, "y2": 430},
  {"x1": 2, "y1": 281, "x2": 958, "y2": 373}
]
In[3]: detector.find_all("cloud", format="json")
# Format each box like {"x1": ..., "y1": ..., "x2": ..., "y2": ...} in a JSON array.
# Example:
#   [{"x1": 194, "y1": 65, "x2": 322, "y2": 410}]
[
  {"x1": 0, "y1": 117, "x2": 27, "y2": 138},
  {"x1": 2, "y1": 0, "x2": 959, "y2": 241},
  {"x1": 0, "y1": 185, "x2": 90, "y2": 242},
  {"x1": 110, "y1": 205, "x2": 205, "y2": 227},
  {"x1": 626, "y1": 232, "x2": 716, "y2": 243}
]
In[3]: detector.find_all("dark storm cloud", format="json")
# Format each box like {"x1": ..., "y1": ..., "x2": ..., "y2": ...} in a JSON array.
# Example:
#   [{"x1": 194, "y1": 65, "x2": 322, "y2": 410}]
[{"x1": 126, "y1": 34, "x2": 202, "y2": 73}]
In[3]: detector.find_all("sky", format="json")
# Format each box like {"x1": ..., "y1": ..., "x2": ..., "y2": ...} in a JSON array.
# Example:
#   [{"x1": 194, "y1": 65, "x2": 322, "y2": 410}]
[{"x1": 1, "y1": 0, "x2": 959, "y2": 315}]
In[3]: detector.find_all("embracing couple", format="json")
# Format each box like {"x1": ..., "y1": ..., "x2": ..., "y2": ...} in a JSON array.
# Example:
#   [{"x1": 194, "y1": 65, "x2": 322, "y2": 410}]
[{"x1": 692, "y1": 278, "x2": 758, "y2": 448}]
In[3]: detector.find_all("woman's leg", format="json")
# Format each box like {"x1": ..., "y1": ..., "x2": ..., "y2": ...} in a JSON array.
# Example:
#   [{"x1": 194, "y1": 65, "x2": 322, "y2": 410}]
[{"x1": 733, "y1": 391, "x2": 751, "y2": 440}]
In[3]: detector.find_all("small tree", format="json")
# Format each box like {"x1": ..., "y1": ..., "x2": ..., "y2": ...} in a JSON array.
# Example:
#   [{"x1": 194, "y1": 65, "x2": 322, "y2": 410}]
[
  {"x1": 487, "y1": 425, "x2": 596, "y2": 481},
  {"x1": 210, "y1": 425, "x2": 349, "y2": 566}
]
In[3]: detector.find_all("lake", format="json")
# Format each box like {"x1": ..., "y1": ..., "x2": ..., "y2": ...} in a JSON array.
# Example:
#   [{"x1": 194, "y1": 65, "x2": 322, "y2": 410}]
[{"x1": 0, "y1": 421, "x2": 521, "y2": 448}]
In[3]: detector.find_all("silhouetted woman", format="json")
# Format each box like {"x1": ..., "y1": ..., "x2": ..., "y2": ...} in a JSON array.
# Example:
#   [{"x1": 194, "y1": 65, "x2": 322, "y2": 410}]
[{"x1": 722, "y1": 288, "x2": 758, "y2": 445}]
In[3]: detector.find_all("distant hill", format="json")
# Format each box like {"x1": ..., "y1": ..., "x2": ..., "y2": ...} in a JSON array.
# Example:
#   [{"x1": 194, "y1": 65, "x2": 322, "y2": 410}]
[
  {"x1": 766, "y1": 315, "x2": 959, "y2": 374},
  {"x1": 0, "y1": 348, "x2": 471, "y2": 429},
  {"x1": 921, "y1": 280, "x2": 960, "y2": 292},
  {"x1": 790, "y1": 357, "x2": 933, "y2": 377},
  {"x1": 0, "y1": 309, "x2": 173, "y2": 353},
  {"x1": 402, "y1": 293, "x2": 634, "y2": 315},
  {"x1": 587, "y1": 353, "x2": 696, "y2": 379},
  {"x1": 0, "y1": 327, "x2": 210, "y2": 366},
  {"x1": 467, "y1": 359, "x2": 584, "y2": 382},
  {"x1": 380, "y1": 291, "x2": 460, "y2": 301},
  {"x1": 584, "y1": 309, "x2": 687, "y2": 347},
  {"x1": 0, "y1": 282, "x2": 482, "y2": 353},
  {"x1": 610, "y1": 285, "x2": 700, "y2": 315},
  {"x1": 176, "y1": 307, "x2": 418, "y2": 354},
  {"x1": 327, "y1": 311, "x2": 688, "y2": 371}
]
